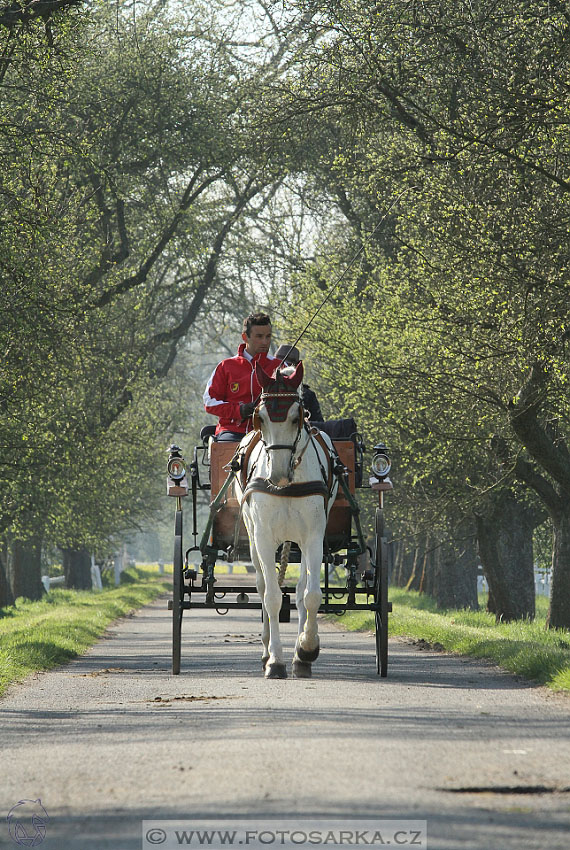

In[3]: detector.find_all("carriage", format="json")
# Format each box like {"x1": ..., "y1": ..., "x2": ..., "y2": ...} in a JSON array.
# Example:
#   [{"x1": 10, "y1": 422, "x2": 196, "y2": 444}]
[{"x1": 166, "y1": 364, "x2": 392, "y2": 679}]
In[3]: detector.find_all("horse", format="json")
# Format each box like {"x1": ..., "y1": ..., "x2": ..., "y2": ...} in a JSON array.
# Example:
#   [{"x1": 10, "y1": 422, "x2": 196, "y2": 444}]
[{"x1": 234, "y1": 361, "x2": 338, "y2": 679}]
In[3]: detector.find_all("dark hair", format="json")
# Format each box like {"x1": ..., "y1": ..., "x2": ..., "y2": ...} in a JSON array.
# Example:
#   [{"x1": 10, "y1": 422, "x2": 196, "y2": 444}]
[{"x1": 243, "y1": 312, "x2": 271, "y2": 337}]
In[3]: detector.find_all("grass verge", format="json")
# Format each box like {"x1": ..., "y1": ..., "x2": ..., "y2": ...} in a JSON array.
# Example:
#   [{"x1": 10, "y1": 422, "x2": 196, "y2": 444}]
[
  {"x1": 333, "y1": 589, "x2": 570, "y2": 693},
  {"x1": 0, "y1": 565, "x2": 170, "y2": 698}
]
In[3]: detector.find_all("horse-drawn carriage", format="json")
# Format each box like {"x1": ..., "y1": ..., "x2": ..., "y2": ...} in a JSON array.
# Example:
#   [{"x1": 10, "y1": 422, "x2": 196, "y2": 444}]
[{"x1": 166, "y1": 361, "x2": 392, "y2": 679}]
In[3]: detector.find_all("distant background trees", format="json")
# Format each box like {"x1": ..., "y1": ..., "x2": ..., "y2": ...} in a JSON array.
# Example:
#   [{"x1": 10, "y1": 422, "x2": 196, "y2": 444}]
[
  {"x1": 0, "y1": 0, "x2": 309, "y2": 599},
  {"x1": 2, "y1": 0, "x2": 569, "y2": 630}
]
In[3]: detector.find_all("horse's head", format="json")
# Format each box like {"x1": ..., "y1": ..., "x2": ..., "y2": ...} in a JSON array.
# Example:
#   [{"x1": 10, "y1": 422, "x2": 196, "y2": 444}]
[{"x1": 254, "y1": 361, "x2": 304, "y2": 485}]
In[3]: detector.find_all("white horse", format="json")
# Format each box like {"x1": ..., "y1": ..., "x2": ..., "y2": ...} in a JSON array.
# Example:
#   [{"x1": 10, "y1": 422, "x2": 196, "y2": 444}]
[{"x1": 235, "y1": 361, "x2": 337, "y2": 679}]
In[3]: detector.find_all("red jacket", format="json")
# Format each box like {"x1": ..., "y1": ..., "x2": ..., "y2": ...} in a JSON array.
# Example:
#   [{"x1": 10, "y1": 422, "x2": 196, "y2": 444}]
[{"x1": 203, "y1": 343, "x2": 280, "y2": 435}]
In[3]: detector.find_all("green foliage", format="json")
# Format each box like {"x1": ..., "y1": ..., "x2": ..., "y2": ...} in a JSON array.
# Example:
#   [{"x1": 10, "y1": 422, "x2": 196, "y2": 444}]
[
  {"x1": 0, "y1": 0, "x2": 297, "y2": 567},
  {"x1": 272, "y1": 2, "x2": 570, "y2": 626}
]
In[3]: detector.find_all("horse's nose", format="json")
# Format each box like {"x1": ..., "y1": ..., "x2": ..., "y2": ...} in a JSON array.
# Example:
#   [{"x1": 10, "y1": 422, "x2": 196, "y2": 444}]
[{"x1": 268, "y1": 472, "x2": 289, "y2": 487}]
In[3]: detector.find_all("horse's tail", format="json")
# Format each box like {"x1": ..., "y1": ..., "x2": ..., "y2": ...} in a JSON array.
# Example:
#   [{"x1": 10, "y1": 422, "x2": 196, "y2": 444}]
[{"x1": 278, "y1": 541, "x2": 291, "y2": 587}]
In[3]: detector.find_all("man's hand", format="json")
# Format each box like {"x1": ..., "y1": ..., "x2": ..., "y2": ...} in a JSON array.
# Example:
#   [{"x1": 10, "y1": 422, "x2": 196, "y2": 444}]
[{"x1": 240, "y1": 402, "x2": 256, "y2": 420}]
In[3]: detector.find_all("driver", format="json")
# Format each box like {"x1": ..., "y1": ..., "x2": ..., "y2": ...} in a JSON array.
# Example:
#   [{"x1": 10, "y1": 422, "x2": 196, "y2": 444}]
[{"x1": 203, "y1": 312, "x2": 280, "y2": 441}]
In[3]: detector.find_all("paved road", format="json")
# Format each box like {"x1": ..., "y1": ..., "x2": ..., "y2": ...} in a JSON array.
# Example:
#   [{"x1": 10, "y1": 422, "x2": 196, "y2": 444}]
[{"x1": 1, "y1": 593, "x2": 569, "y2": 850}]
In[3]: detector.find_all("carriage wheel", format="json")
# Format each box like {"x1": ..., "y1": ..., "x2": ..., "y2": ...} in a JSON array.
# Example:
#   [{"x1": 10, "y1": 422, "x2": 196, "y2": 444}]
[
  {"x1": 374, "y1": 507, "x2": 389, "y2": 677},
  {"x1": 172, "y1": 508, "x2": 184, "y2": 675}
]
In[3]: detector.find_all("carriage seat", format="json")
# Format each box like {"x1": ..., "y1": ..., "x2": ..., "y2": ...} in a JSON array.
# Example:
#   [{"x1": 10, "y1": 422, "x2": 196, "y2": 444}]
[
  {"x1": 200, "y1": 424, "x2": 217, "y2": 445},
  {"x1": 311, "y1": 418, "x2": 363, "y2": 487},
  {"x1": 311, "y1": 417, "x2": 358, "y2": 441}
]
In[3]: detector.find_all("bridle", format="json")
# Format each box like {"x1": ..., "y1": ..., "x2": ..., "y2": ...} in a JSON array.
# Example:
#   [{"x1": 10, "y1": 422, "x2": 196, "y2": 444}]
[
  {"x1": 240, "y1": 362, "x2": 336, "y2": 508},
  {"x1": 254, "y1": 390, "x2": 305, "y2": 482}
]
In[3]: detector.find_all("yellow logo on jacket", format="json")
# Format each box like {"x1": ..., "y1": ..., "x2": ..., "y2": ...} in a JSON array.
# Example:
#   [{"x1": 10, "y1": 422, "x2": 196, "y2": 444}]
[{"x1": 230, "y1": 382, "x2": 240, "y2": 393}]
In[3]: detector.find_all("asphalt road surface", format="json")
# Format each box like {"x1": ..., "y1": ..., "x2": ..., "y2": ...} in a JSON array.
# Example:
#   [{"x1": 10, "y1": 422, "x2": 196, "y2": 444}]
[{"x1": 1, "y1": 592, "x2": 569, "y2": 850}]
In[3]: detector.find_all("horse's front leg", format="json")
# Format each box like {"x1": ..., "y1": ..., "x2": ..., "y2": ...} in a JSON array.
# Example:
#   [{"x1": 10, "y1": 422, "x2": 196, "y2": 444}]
[
  {"x1": 295, "y1": 555, "x2": 308, "y2": 636},
  {"x1": 250, "y1": 542, "x2": 269, "y2": 670},
  {"x1": 292, "y1": 554, "x2": 312, "y2": 678},
  {"x1": 255, "y1": 535, "x2": 287, "y2": 679},
  {"x1": 293, "y1": 537, "x2": 322, "y2": 676}
]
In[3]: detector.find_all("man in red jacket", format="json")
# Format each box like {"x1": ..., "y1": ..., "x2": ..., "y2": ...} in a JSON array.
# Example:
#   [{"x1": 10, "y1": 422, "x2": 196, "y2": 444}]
[{"x1": 203, "y1": 312, "x2": 281, "y2": 440}]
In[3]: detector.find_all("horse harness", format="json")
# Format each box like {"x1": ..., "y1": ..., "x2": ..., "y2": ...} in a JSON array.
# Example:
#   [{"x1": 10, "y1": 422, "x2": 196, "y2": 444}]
[
  {"x1": 241, "y1": 427, "x2": 335, "y2": 507},
  {"x1": 244, "y1": 387, "x2": 336, "y2": 508}
]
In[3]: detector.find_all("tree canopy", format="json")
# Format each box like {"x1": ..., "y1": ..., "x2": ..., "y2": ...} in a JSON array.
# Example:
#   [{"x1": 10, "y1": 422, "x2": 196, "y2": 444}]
[{"x1": 2, "y1": 0, "x2": 570, "y2": 628}]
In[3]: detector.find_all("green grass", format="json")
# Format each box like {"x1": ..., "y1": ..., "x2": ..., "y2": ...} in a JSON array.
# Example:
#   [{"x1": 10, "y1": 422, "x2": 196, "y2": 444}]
[
  {"x1": 333, "y1": 589, "x2": 570, "y2": 693},
  {"x1": 0, "y1": 564, "x2": 170, "y2": 697}
]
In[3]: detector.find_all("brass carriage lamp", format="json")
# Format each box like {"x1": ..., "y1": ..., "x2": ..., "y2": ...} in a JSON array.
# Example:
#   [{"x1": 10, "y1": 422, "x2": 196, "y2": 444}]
[
  {"x1": 167, "y1": 444, "x2": 189, "y2": 497},
  {"x1": 370, "y1": 443, "x2": 391, "y2": 481}
]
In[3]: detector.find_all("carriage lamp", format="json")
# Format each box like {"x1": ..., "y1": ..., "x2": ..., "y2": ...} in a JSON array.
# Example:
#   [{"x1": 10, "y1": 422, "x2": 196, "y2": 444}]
[
  {"x1": 371, "y1": 443, "x2": 391, "y2": 480},
  {"x1": 167, "y1": 444, "x2": 189, "y2": 497},
  {"x1": 167, "y1": 453, "x2": 186, "y2": 482}
]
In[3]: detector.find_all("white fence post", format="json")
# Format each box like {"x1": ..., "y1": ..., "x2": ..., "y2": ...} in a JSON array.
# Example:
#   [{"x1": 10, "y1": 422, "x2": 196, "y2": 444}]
[
  {"x1": 114, "y1": 551, "x2": 123, "y2": 587},
  {"x1": 534, "y1": 568, "x2": 551, "y2": 597},
  {"x1": 91, "y1": 553, "x2": 103, "y2": 590}
]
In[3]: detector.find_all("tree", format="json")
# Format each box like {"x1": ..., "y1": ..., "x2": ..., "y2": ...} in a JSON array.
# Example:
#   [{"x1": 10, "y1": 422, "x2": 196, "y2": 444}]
[
  {"x1": 0, "y1": 0, "x2": 308, "y2": 598},
  {"x1": 271, "y1": 0, "x2": 570, "y2": 627},
  {"x1": 0, "y1": 1, "x2": 81, "y2": 27}
]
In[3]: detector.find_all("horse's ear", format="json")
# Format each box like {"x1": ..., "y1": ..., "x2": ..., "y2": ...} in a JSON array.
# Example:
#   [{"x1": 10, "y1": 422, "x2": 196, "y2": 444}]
[
  {"x1": 280, "y1": 360, "x2": 304, "y2": 389},
  {"x1": 255, "y1": 361, "x2": 274, "y2": 388}
]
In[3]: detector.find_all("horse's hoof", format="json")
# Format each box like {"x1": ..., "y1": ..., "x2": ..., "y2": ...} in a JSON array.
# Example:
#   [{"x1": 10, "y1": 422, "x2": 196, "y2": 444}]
[
  {"x1": 296, "y1": 642, "x2": 320, "y2": 663},
  {"x1": 292, "y1": 658, "x2": 312, "y2": 678},
  {"x1": 265, "y1": 662, "x2": 287, "y2": 679},
  {"x1": 261, "y1": 655, "x2": 269, "y2": 670}
]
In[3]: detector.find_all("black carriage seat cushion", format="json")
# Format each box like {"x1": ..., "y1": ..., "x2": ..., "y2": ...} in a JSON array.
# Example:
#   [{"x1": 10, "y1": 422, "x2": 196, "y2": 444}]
[
  {"x1": 200, "y1": 424, "x2": 217, "y2": 444},
  {"x1": 311, "y1": 418, "x2": 363, "y2": 487},
  {"x1": 312, "y1": 418, "x2": 358, "y2": 441}
]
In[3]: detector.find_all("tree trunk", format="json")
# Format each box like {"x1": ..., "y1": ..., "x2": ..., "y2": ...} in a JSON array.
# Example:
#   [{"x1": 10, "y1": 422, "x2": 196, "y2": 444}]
[
  {"x1": 507, "y1": 364, "x2": 570, "y2": 627},
  {"x1": 405, "y1": 534, "x2": 426, "y2": 592},
  {"x1": 419, "y1": 541, "x2": 436, "y2": 598},
  {"x1": 456, "y1": 527, "x2": 479, "y2": 611},
  {"x1": 0, "y1": 542, "x2": 14, "y2": 608},
  {"x1": 395, "y1": 545, "x2": 414, "y2": 587},
  {"x1": 62, "y1": 547, "x2": 92, "y2": 590},
  {"x1": 548, "y1": 506, "x2": 570, "y2": 629},
  {"x1": 433, "y1": 535, "x2": 478, "y2": 610},
  {"x1": 9, "y1": 538, "x2": 44, "y2": 601},
  {"x1": 475, "y1": 491, "x2": 536, "y2": 622}
]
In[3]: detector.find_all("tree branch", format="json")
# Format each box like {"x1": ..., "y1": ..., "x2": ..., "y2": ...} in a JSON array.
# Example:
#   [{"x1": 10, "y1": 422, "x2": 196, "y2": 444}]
[
  {"x1": 513, "y1": 455, "x2": 563, "y2": 518},
  {"x1": 0, "y1": 0, "x2": 82, "y2": 27},
  {"x1": 150, "y1": 179, "x2": 263, "y2": 377},
  {"x1": 90, "y1": 168, "x2": 223, "y2": 309},
  {"x1": 509, "y1": 363, "x2": 570, "y2": 493}
]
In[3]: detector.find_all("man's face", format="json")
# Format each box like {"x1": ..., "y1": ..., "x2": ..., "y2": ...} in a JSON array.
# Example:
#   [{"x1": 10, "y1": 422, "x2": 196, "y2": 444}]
[{"x1": 243, "y1": 324, "x2": 272, "y2": 357}]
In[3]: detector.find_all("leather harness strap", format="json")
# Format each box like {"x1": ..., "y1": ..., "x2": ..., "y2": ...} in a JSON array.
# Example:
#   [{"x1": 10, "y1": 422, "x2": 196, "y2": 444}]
[
  {"x1": 242, "y1": 477, "x2": 329, "y2": 503},
  {"x1": 237, "y1": 430, "x2": 262, "y2": 491},
  {"x1": 308, "y1": 427, "x2": 335, "y2": 492}
]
